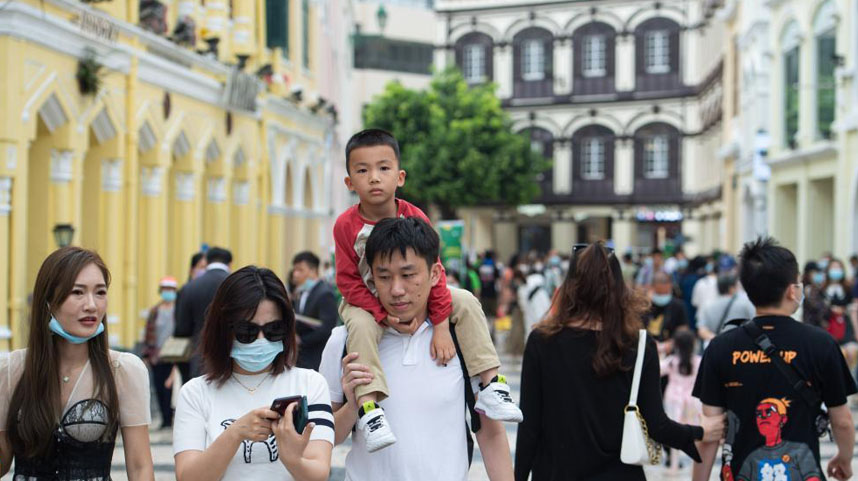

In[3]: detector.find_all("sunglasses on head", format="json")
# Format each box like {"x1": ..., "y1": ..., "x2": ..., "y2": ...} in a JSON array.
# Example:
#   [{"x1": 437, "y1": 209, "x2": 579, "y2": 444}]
[
  {"x1": 572, "y1": 243, "x2": 615, "y2": 256},
  {"x1": 232, "y1": 320, "x2": 287, "y2": 344}
]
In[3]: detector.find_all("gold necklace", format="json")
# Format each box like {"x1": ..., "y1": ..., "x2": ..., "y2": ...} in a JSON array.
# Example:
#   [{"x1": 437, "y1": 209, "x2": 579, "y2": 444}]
[{"x1": 232, "y1": 373, "x2": 270, "y2": 394}]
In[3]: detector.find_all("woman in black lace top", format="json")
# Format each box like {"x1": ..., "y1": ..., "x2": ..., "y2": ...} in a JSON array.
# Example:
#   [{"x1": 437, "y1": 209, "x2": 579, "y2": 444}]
[
  {"x1": 0, "y1": 247, "x2": 154, "y2": 480},
  {"x1": 514, "y1": 243, "x2": 726, "y2": 481}
]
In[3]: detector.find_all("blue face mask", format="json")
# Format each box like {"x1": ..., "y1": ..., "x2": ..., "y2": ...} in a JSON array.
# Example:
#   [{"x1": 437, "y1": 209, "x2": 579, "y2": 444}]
[
  {"x1": 161, "y1": 291, "x2": 177, "y2": 302},
  {"x1": 300, "y1": 278, "x2": 319, "y2": 293},
  {"x1": 230, "y1": 338, "x2": 284, "y2": 373},
  {"x1": 677, "y1": 259, "x2": 689, "y2": 271},
  {"x1": 705, "y1": 263, "x2": 714, "y2": 274},
  {"x1": 817, "y1": 259, "x2": 829, "y2": 271},
  {"x1": 644, "y1": 257, "x2": 654, "y2": 267},
  {"x1": 828, "y1": 269, "x2": 845, "y2": 282},
  {"x1": 812, "y1": 272, "x2": 826, "y2": 286},
  {"x1": 651, "y1": 294, "x2": 673, "y2": 307},
  {"x1": 49, "y1": 316, "x2": 104, "y2": 344}
]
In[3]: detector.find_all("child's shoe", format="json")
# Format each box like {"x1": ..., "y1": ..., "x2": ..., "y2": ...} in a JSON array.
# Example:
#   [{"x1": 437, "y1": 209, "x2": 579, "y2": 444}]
[
  {"x1": 357, "y1": 401, "x2": 397, "y2": 452},
  {"x1": 475, "y1": 375, "x2": 524, "y2": 423}
]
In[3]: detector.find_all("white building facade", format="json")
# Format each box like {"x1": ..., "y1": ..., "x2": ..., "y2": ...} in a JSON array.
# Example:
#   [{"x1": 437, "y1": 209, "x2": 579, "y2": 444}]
[{"x1": 435, "y1": 0, "x2": 726, "y2": 259}]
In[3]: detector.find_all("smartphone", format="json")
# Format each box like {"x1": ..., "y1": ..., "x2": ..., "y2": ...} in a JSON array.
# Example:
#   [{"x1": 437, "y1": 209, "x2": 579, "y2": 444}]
[{"x1": 270, "y1": 395, "x2": 309, "y2": 433}]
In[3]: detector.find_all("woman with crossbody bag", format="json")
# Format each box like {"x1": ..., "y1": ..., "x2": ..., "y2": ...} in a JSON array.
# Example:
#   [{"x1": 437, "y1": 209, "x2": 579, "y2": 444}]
[{"x1": 514, "y1": 243, "x2": 726, "y2": 481}]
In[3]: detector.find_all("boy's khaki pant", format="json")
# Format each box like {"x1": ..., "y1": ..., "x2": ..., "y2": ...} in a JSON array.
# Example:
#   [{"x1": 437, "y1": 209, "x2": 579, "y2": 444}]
[{"x1": 340, "y1": 287, "x2": 500, "y2": 401}]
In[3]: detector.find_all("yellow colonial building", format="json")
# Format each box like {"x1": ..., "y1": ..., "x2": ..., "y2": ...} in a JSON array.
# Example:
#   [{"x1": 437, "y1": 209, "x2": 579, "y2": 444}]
[
  {"x1": 0, "y1": 0, "x2": 341, "y2": 351},
  {"x1": 718, "y1": 0, "x2": 858, "y2": 264}
]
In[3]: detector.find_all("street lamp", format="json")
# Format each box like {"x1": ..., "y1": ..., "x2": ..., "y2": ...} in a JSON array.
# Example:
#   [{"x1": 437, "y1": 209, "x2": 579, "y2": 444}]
[
  {"x1": 53, "y1": 224, "x2": 75, "y2": 248},
  {"x1": 376, "y1": 4, "x2": 388, "y2": 35}
]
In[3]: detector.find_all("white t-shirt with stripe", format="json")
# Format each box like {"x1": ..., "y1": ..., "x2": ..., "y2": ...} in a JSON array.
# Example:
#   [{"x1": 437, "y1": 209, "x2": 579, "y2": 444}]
[
  {"x1": 320, "y1": 323, "x2": 472, "y2": 481},
  {"x1": 173, "y1": 367, "x2": 334, "y2": 481}
]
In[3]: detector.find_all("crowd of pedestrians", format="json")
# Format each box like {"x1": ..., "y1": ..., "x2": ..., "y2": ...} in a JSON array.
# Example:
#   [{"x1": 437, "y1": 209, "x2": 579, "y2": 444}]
[{"x1": 1, "y1": 127, "x2": 857, "y2": 481}]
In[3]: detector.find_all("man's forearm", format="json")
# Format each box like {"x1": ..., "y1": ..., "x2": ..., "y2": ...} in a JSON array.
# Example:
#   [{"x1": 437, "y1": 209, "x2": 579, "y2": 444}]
[
  {"x1": 332, "y1": 403, "x2": 357, "y2": 446},
  {"x1": 475, "y1": 417, "x2": 513, "y2": 481},
  {"x1": 831, "y1": 410, "x2": 855, "y2": 459},
  {"x1": 692, "y1": 440, "x2": 719, "y2": 481}
]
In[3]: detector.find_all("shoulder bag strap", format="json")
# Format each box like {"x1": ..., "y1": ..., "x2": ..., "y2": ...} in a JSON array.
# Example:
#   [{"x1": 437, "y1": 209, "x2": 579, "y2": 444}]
[
  {"x1": 714, "y1": 295, "x2": 738, "y2": 335},
  {"x1": 740, "y1": 320, "x2": 821, "y2": 408},
  {"x1": 628, "y1": 329, "x2": 648, "y2": 407},
  {"x1": 450, "y1": 323, "x2": 479, "y2": 467}
]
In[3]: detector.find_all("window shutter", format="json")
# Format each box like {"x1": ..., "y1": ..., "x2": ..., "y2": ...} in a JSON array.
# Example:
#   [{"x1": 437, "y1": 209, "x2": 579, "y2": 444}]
[
  {"x1": 513, "y1": 36, "x2": 522, "y2": 81},
  {"x1": 606, "y1": 31, "x2": 616, "y2": 76},
  {"x1": 483, "y1": 36, "x2": 494, "y2": 82},
  {"x1": 670, "y1": 28, "x2": 680, "y2": 74},
  {"x1": 544, "y1": 35, "x2": 554, "y2": 79},
  {"x1": 606, "y1": 134, "x2": 615, "y2": 179},
  {"x1": 265, "y1": 0, "x2": 289, "y2": 53}
]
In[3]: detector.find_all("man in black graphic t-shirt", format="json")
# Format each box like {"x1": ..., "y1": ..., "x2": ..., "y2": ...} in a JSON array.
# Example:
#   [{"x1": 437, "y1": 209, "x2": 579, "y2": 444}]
[{"x1": 692, "y1": 238, "x2": 856, "y2": 481}]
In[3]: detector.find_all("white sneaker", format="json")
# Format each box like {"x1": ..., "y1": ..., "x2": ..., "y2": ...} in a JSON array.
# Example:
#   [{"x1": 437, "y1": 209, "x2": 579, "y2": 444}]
[
  {"x1": 475, "y1": 375, "x2": 523, "y2": 423},
  {"x1": 357, "y1": 402, "x2": 396, "y2": 453}
]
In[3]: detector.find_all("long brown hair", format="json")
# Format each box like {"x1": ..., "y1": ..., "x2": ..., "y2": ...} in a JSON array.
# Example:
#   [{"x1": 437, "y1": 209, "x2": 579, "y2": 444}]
[
  {"x1": 7, "y1": 247, "x2": 120, "y2": 458},
  {"x1": 200, "y1": 266, "x2": 297, "y2": 386},
  {"x1": 537, "y1": 243, "x2": 649, "y2": 376}
]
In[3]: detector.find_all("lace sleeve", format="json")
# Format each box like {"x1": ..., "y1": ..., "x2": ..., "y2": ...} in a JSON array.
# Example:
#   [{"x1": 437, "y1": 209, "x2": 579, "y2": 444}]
[
  {"x1": 114, "y1": 352, "x2": 152, "y2": 427},
  {"x1": 0, "y1": 350, "x2": 25, "y2": 432}
]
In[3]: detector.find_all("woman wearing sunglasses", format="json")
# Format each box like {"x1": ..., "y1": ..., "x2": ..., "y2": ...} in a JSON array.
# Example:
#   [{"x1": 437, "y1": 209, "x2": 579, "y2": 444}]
[{"x1": 173, "y1": 266, "x2": 334, "y2": 481}]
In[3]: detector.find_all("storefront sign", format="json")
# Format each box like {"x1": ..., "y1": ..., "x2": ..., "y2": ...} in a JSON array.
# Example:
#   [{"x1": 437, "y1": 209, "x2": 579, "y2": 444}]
[
  {"x1": 72, "y1": 11, "x2": 120, "y2": 43},
  {"x1": 635, "y1": 208, "x2": 683, "y2": 223}
]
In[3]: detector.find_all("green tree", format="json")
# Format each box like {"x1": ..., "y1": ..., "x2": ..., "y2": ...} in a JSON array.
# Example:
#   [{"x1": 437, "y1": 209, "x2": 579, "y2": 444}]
[{"x1": 363, "y1": 68, "x2": 551, "y2": 218}]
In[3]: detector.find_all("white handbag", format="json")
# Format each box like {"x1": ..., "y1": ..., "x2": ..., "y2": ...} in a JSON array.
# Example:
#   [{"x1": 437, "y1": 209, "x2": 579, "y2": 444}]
[{"x1": 620, "y1": 329, "x2": 663, "y2": 466}]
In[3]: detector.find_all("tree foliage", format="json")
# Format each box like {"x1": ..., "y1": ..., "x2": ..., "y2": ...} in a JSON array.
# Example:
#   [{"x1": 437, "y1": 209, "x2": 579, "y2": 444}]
[{"x1": 362, "y1": 68, "x2": 551, "y2": 217}]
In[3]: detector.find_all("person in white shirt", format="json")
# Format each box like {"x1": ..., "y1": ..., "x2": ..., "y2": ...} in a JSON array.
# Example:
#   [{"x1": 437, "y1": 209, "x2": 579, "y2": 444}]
[
  {"x1": 173, "y1": 266, "x2": 334, "y2": 481},
  {"x1": 319, "y1": 217, "x2": 514, "y2": 481}
]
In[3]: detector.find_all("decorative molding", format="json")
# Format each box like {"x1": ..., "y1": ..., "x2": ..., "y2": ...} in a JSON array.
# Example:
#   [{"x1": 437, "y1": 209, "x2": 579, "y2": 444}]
[
  {"x1": 207, "y1": 177, "x2": 226, "y2": 202},
  {"x1": 0, "y1": 177, "x2": 11, "y2": 215},
  {"x1": 175, "y1": 172, "x2": 196, "y2": 201},
  {"x1": 6, "y1": 145, "x2": 16, "y2": 170},
  {"x1": 767, "y1": 142, "x2": 837, "y2": 168},
  {"x1": 233, "y1": 180, "x2": 250, "y2": 205},
  {"x1": 138, "y1": 122, "x2": 158, "y2": 153},
  {"x1": 173, "y1": 131, "x2": 191, "y2": 157},
  {"x1": 205, "y1": 140, "x2": 221, "y2": 163},
  {"x1": 265, "y1": 98, "x2": 329, "y2": 134},
  {"x1": 141, "y1": 166, "x2": 164, "y2": 197},
  {"x1": 91, "y1": 108, "x2": 118, "y2": 144},
  {"x1": 38, "y1": 94, "x2": 69, "y2": 133},
  {"x1": 101, "y1": 158, "x2": 122, "y2": 192},
  {"x1": 50, "y1": 149, "x2": 74, "y2": 183},
  {"x1": 233, "y1": 148, "x2": 246, "y2": 168}
]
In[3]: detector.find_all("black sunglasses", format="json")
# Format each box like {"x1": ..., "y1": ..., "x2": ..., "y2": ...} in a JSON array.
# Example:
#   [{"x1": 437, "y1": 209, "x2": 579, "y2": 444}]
[
  {"x1": 232, "y1": 320, "x2": 287, "y2": 344},
  {"x1": 572, "y1": 243, "x2": 615, "y2": 255}
]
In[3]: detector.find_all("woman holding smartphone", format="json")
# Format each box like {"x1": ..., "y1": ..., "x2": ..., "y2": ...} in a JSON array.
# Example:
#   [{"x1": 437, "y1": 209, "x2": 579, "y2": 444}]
[
  {"x1": 0, "y1": 247, "x2": 154, "y2": 480},
  {"x1": 173, "y1": 266, "x2": 334, "y2": 481}
]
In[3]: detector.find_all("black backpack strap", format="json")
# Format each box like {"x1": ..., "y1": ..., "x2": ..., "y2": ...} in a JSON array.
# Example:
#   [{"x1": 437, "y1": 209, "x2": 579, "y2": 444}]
[
  {"x1": 740, "y1": 320, "x2": 821, "y2": 408},
  {"x1": 714, "y1": 295, "x2": 738, "y2": 335},
  {"x1": 450, "y1": 323, "x2": 480, "y2": 466}
]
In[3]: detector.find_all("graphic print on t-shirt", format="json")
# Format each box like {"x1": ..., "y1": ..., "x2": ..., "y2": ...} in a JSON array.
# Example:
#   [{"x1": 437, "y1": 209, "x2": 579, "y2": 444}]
[
  {"x1": 733, "y1": 398, "x2": 821, "y2": 481},
  {"x1": 220, "y1": 419, "x2": 279, "y2": 463}
]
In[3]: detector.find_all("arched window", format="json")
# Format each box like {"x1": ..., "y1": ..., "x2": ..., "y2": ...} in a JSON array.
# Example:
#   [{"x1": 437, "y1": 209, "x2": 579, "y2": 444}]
[
  {"x1": 513, "y1": 28, "x2": 554, "y2": 98},
  {"x1": 634, "y1": 123, "x2": 681, "y2": 198},
  {"x1": 523, "y1": 127, "x2": 554, "y2": 196},
  {"x1": 455, "y1": 32, "x2": 494, "y2": 85},
  {"x1": 572, "y1": 125, "x2": 615, "y2": 197},
  {"x1": 573, "y1": 23, "x2": 616, "y2": 95},
  {"x1": 781, "y1": 21, "x2": 801, "y2": 148},
  {"x1": 814, "y1": 1, "x2": 837, "y2": 140},
  {"x1": 635, "y1": 18, "x2": 681, "y2": 92}
]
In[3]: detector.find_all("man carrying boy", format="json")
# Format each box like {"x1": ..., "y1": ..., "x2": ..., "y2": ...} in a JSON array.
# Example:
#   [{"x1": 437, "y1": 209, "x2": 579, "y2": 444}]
[
  {"x1": 320, "y1": 217, "x2": 515, "y2": 480},
  {"x1": 333, "y1": 129, "x2": 522, "y2": 452}
]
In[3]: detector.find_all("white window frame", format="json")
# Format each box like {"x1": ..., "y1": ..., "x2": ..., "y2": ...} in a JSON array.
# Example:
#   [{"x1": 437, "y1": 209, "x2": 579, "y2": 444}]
[
  {"x1": 581, "y1": 138, "x2": 605, "y2": 180},
  {"x1": 522, "y1": 38, "x2": 546, "y2": 81},
  {"x1": 644, "y1": 135, "x2": 670, "y2": 179},
  {"x1": 645, "y1": 30, "x2": 671, "y2": 74},
  {"x1": 582, "y1": 35, "x2": 607, "y2": 78},
  {"x1": 463, "y1": 44, "x2": 485, "y2": 83}
]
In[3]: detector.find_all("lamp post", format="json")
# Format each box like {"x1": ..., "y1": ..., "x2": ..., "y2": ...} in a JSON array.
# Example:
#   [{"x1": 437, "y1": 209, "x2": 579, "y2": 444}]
[
  {"x1": 53, "y1": 224, "x2": 75, "y2": 248},
  {"x1": 376, "y1": 4, "x2": 388, "y2": 35}
]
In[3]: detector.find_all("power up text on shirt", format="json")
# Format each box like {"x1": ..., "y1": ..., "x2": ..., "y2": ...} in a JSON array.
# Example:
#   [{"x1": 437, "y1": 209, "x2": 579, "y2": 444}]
[{"x1": 731, "y1": 350, "x2": 798, "y2": 365}]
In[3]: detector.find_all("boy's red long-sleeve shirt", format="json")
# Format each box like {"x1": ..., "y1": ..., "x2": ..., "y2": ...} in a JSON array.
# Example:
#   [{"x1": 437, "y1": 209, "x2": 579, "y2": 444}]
[{"x1": 333, "y1": 199, "x2": 452, "y2": 325}]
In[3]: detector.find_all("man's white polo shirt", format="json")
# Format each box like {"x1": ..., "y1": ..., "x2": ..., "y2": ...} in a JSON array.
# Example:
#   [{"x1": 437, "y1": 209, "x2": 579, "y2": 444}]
[{"x1": 319, "y1": 322, "x2": 471, "y2": 481}]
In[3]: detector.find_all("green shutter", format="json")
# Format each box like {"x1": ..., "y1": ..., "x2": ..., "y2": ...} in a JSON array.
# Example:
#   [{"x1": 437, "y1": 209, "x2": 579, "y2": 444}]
[
  {"x1": 266, "y1": 0, "x2": 290, "y2": 56},
  {"x1": 817, "y1": 35, "x2": 836, "y2": 139},
  {"x1": 302, "y1": 0, "x2": 310, "y2": 68}
]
